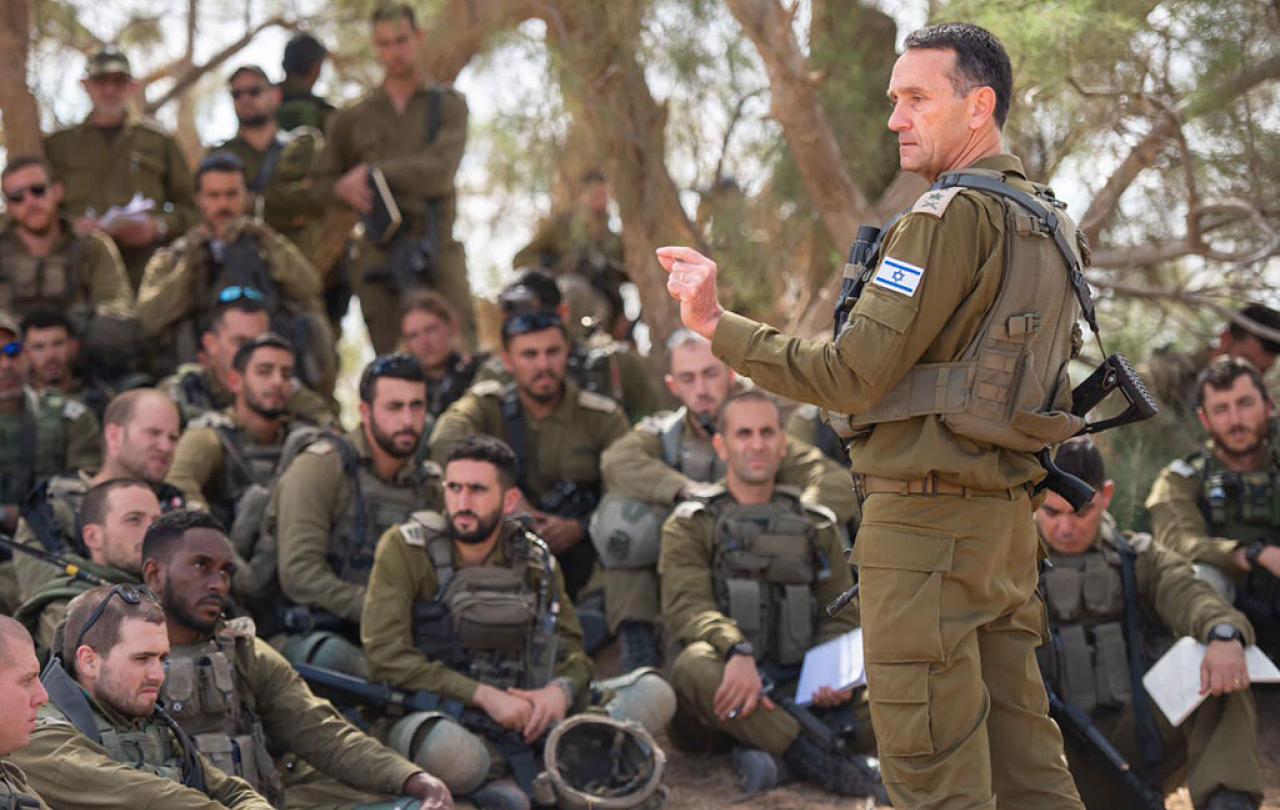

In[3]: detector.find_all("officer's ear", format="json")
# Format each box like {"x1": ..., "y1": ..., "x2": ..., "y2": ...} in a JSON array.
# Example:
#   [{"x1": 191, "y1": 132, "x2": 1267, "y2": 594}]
[
  {"x1": 967, "y1": 84, "x2": 998, "y2": 131},
  {"x1": 500, "y1": 484, "x2": 522, "y2": 515},
  {"x1": 75, "y1": 644, "x2": 102, "y2": 683},
  {"x1": 141, "y1": 557, "x2": 163, "y2": 594},
  {"x1": 712, "y1": 431, "x2": 728, "y2": 462},
  {"x1": 663, "y1": 373, "x2": 679, "y2": 399},
  {"x1": 227, "y1": 367, "x2": 244, "y2": 397},
  {"x1": 1098, "y1": 480, "x2": 1116, "y2": 512},
  {"x1": 81, "y1": 522, "x2": 105, "y2": 558}
]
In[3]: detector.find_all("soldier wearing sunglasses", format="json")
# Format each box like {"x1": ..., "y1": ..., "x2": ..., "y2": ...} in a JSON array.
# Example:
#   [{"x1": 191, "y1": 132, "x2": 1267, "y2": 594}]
[{"x1": 10, "y1": 584, "x2": 272, "y2": 809}]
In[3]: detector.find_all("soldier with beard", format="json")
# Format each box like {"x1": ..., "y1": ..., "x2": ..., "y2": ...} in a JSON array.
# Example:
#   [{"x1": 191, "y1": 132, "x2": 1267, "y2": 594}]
[
  {"x1": 142, "y1": 510, "x2": 453, "y2": 809},
  {"x1": 272, "y1": 354, "x2": 442, "y2": 667},
  {"x1": 16, "y1": 479, "x2": 161, "y2": 655},
  {"x1": 0, "y1": 617, "x2": 51, "y2": 809}
]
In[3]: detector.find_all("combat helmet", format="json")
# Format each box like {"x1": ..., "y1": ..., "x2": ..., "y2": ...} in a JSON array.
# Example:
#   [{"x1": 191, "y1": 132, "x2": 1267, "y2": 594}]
[{"x1": 532, "y1": 714, "x2": 667, "y2": 809}]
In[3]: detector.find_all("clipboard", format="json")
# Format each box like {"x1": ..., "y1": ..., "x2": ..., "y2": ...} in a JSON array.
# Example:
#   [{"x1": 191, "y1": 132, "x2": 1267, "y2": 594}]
[{"x1": 364, "y1": 167, "x2": 402, "y2": 246}]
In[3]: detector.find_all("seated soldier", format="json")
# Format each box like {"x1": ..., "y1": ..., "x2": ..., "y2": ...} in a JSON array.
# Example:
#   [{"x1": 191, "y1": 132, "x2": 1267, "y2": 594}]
[
  {"x1": 598, "y1": 329, "x2": 859, "y2": 669},
  {"x1": 141, "y1": 509, "x2": 453, "y2": 809},
  {"x1": 137, "y1": 152, "x2": 334, "y2": 391},
  {"x1": 363, "y1": 435, "x2": 675, "y2": 809},
  {"x1": 1039, "y1": 438, "x2": 1262, "y2": 810},
  {"x1": 10, "y1": 388, "x2": 184, "y2": 605},
  {"x1": 11, "y1": 585, "x2": 272, "y2": 809},
  {"x1": 660, "y1": 392, "x2": 885, "y2": 801},
  {"x1": 272, "y1": 354, "x2": 442, "y2": 669},
  {"x1": 23, "y1": 308, "x2": 144, "y2": 423},
  {"x1": 430, "y1": 310, "x2": 630, "y2": 604},
  {"x1": 399, "y1": 291, "x2": 487, "y2": 420},
  {"x1": 474, "y1": 270, "x2": 658, "y2": 422},
  {"x1": 16, "y1": 479, "x2": 161, "y2": 655},
  {"x1": 0, "y1": 617, "x2": 52, "y2": 810},
  {"x1": 159, "y1": 290, "x2": 335, "y2": 427}
]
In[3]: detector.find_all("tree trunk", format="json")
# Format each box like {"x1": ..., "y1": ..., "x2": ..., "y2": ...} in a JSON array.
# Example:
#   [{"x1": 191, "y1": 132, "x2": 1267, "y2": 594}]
[
  {"x1": 419, "y1": 0, "x2": 543, "y2": 84},
  {"x1": 0, "y1": 0, "x2": 43, "y2": 157}
]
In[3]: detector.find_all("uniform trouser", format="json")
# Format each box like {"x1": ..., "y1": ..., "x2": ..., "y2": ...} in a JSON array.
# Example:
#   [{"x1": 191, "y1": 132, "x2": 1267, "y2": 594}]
[
  {"x1": 602, "y1": 567, "x2": 659, "y2": 634},
  {"x1": 281, "y1": 761, "x2": 410, "y2": 809},
  {"x1": 667, "y1": 640, "x2": 876, "y2": 758},
  {"x1": 1064, "y1": 687, "x2": 1261, "y2": 809},
  {"x1": 351, "y1": 237, "x2": 474, "y2": 354},
  {"x1": 853, "y1": 490, "x2": 1083, "y2": 810}
]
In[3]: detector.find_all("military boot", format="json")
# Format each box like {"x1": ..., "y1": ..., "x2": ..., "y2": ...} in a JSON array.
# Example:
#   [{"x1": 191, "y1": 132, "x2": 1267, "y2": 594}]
[
  {"x1": 619, "y1": 620, "x2": 661, "y2": 670},
  {"x1": 471, "y1": 778, "x2": 530, "y2": 810},
  {"x1": 1201, "y1": 788, "x2": 1260, "y2": 810},
  {"x1": 732, "y1": 747, "x2": 791, "y2": 796},
  {"x1": 782, "y1": 734, "x2": 888, "y2": 803},
  {"x1": 575, "y1": 591, "x2": 609, "y2": 654}
]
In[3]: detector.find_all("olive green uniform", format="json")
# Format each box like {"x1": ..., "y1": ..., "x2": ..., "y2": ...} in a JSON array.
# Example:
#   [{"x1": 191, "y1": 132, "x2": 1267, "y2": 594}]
[
  {"x1": 784, "y1": 403, "x2": 850, "y2": 467},
  {"x1": 316, "y1": 84, "x2": 473, "y2": 353},
  {"x1": 162, "y1": 618, "x2": 421, "y2": 809},
  {"x1": 166, "y1": 408, "x2": 299, "y2": 517},
  {"x1": 159, "y1": 362, "x2": 336, "y2": 428},
  {"x1": 1039, "y1": 515, "x2": 1262, "y2": 809},
  {"x1": 659, "y1": 485, "x2": 872, "y2": 756},
  {"x1": 14, "y1": 683, "x2": 271, "y2": 809},
  {"x1": 44, "y1": 116, "x2": 197, "y2": 290},
  {"x1": 709, "y1": 154, "x2": 1084, "y2": 807},
  {"x1": 277, "y1": 77, "x2": 334, "y2": 133},
  {"x1": 597, "y1": 405, "x2": 858, "y2": 633},
  {"x1": 430, "y1": 379, "x2": 630, "y2": 596},
  {"x1": 0, "y1": 760, "x2": 51, "y2": 810},
  {"x1": 0, "y1": 216, "x2": 134, "y2": 325},
  {"x1": 14, "y1": 556, "x2": 139, "y2": 655},
  {"x1": 273, "y1": 428, "x2": 442, "y2": 628}
]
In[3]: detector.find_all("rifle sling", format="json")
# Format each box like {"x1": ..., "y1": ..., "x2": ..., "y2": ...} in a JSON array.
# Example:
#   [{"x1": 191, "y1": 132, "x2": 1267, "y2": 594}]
[
  {"x1": 1117, "y1": 538, "x2": 1164, "y2": 775},
  {"x1": 500, "y1": 388, "x2": 529, "y2": 492}
]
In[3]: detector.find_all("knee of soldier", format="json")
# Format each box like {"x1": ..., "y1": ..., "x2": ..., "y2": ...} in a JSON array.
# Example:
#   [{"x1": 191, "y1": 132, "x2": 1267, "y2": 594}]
[
  {"x1": 598, "y1": 668, "x2": 677, "y2": 737},
  {"x1": 388, "y1": 713, "x2": 490, "y2": 795},
  {"x1": 1192, "y1": 563, "x2": 1237, "y2": 603},
  {"x1": 281, "y1": 631, "x2": 369, "y2": 678},
  {"x1": 670, "y1": 641, "x2": 723, "y2": 699}
]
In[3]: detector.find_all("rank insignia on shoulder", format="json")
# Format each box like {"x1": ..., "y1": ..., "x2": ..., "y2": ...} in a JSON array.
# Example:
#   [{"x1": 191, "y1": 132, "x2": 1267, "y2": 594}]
[
  {"x1": 911, "y1": 186, "x2": 962, "y2": 217},
  {"x1": 871, "y1": 256, "x2": 925, "y2": 297},
  {"x1": 1169, "y1": 459, "x2": 1197, "y2": 478}
]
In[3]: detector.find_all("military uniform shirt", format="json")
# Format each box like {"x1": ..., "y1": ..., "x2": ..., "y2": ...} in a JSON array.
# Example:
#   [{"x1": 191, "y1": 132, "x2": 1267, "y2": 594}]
[
  {"x1": 209, "y1": 134, "x2": 327, "y2": 240},
  {"x1": 1146, "y1": 450, "x2": 1249, "y2": 572},
  {"x1": 165, "y1": 409, "x2": 290, "y2": 512},
  {"x1": 0, "y1": 217, "x2": 134, "y2": 319},
  {"x1": 0, "y1": 760, "x2": 51, "y2": 810},
  {"x1": 159, "y1": 364, "x2": 336, "y2": 428}
]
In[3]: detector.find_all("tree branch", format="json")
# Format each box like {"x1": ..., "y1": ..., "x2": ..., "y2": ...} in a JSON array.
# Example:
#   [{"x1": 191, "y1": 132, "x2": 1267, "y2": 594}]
[
  {"x1": 1089, "y1": 276, "x2": 1280, "y2": 346},
  {"x1": 418, "y1": 0, "x2": 546, "y2": 84},
  {"x1": 142, "y1": 15, "x2": 294, "y2": 114}
]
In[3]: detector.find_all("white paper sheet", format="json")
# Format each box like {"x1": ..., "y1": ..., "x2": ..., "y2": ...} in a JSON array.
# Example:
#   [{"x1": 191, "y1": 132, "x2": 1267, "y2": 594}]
[
  {"x1": 795, "y1": 629, "x2": 866, "y2": 705},
  {"x1": 1141, "y1": 636, "x2": 1280, "y2": 727},
  {"x1": 95, "y1": 193, "x2": 156, "y2": 230}
]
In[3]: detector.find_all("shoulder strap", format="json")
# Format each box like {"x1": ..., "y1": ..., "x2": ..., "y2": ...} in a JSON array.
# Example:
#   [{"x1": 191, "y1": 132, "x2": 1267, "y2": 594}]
[
  {"x1": 252, "y1": 139, "x2": 285, "y2": 193},
  {"x1": 500, "y1": 387, "x2": 529, "y2": 490},
  {"x1": 15, "y1": 391, "x2": 39, "y2": 498},
  {"x1": 1111, "y1": 532, "x2": 1164, "y2": 775},
  {"x1": 659, "y1": 409, "x2": 686, "y2": 469},
  {"x1": 154, "y1": 704, "x2": 207, "y2": 793},
  {"x1": 426, "y1": 532, "x2": 455, "y2": 598},
  {"x1": 40, "y1": 658, "x2": 102, "y2": 744},
  {"x1": 214, "y1": 426, "x2": 257, "y2": 491},
  {"x1": 329, "y1": 435, "x2": 368, "y2": 557},
  {"x1": 426, "y1": 87, "x2": 443, "y2": 145}
]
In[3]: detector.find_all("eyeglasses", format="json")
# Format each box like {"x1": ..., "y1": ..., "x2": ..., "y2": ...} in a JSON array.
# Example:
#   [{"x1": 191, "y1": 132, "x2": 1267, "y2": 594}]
[
  {"x1": 217, "y1": 285, "x2": 265, "y2": 304},
  {"x1": 230, "y1": 86, "x2": 265, "y2": 100},
  {"x1": 501, "y1": 311, "x2": 563, "y2": 340},
  {"x1": 0, "y1": 341, "x2": 23, "y2": 358},
  {"x1": 72, "y1": 584, "x2": 159, "y2": 655},
  {"x1": 4, "y1": 184, "x2": 48, "y2": 204}
]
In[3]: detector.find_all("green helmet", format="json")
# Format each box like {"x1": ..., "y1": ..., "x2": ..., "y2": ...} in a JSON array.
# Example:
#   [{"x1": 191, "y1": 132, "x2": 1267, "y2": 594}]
[
  {"x1": 281, "y1": 631, "x2": 368, "y2": 678},
  {"x1": 387, "y1": 713, "x2": 490, "y2": 795},
  {"x1": 589, "y1": 495, "x2": 669, "y2": 569},
  {"x1": 532, "y1": 715, "x2": 667, "y2": 809}
]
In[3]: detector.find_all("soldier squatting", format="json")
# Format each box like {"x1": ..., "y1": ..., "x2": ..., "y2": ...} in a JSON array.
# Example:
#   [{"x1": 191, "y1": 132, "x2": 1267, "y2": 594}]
[{"x1": 0, "y1": 9, "x2": 1275, "y2": 810}]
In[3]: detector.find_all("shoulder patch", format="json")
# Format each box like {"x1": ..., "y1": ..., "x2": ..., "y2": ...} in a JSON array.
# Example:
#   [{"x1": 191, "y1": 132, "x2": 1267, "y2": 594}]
[
  {"x1": 578, "y1": 389, "x2": 620, "y2": 414},
  {"x1": 189, "y1": 411, "x2": 234, "y2": 430},
  {"x1": 1124, "y1": 531, "x2": 1153, "y2": 553},
  {"x1": 222, "y1": 616, "x2": 257, "y2": 638},
  {"x1": 471, "y1": 380, "x2": 504, "y2": 398},
  {"x1": 671, "y1": 500, "x2": 707, "y2": 520},
  {"x1": 61, "y1": 398, "x2": 87, "y2": 420},
  {"x1": 401, "y1": 510, "x2": 447, "y2": 547},
  {"x1": 800, "y1": 500, "x2": 837, "y2": 527},
  {"x1": 1169, "y1": 459, "x2": 1197, "y2": 479},
  {"x1": 871, "y1": 255, "x2": 925, "y2": 297},
  {"x1": 305, "y1": 441, "x2": 336, "y2": 456},
  {"x1": 911, "y1": 186, "x2": 963, "y2": 217}
]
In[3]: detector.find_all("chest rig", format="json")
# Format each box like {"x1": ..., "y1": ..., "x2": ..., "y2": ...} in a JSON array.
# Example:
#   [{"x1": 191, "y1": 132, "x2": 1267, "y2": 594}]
[
  {"x1": 408, "y1": 516, "x2": 561, "y2": 690},
  {"x1": 0, "y1": 231, "x2": 84, "y2": 314},
  {"x1": 161, "y1": 624, "x2": 283, "y2": 803},
  {"x1": 0, "y1": 763, "x2": 40, "y2": 810},
  {"x1": 706, "y1": 488, "x2": 829, "y2": 667},
  {"x1": 1195, "y1": 448, "x2": 1280, "y2": 620},
  {"x1": 0, "y1": 389, "x2": 72, "y2": 505},
  {"x1": 657, "y1": 408, "x2": 723, "y2": 483},
  {"x1": 825, "y1": 170, "x2": 1090, "y2": 451},
  {"x1": 568, "y1": 340, "x2": 623, "y2": 405},
  {"x1": 190, "y1": 412, "x2": 286, "y2": 529}
]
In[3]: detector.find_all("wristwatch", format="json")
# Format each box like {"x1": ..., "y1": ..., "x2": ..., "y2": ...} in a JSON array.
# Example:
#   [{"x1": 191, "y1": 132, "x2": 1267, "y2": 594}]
[
  {"x1": 1244, "y1": 541, "x2": 1266, "y2": 569},
  {"x1": 1208, "y1": 623, "x2": 1244, "y2": 645},
  {"x1": 725, "y1": 641, "x2": 755, "y2": 661}
]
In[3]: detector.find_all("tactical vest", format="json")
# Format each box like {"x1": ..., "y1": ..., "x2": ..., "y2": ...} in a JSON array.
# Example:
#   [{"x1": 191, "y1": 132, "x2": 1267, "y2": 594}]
[
  {"x1": 14, "y1": 559, "x2": 137, "y2": 639},
  {"x1": 1192, "y1": 449, "x2": 1280, "y2": 619},
  {"x1": 170, "y1": 232, "x2": 280, "y2": 367},
  {"x1": 656, "y1": 408, "x2": 723, "y2": 484},
  {"x1": 170, "y1": 365, "x2": 223, "y2": 424},
  {"x1": 830, "y1": 170, "x2": 1088, "y2": 450},
  {"x1": 408, "y1": 515, "x2": 559, "y2": 691},
  {"x1": 191, "y1": 411, "x2": 289, "y2": 530},
  {"x1": 0, "y1": 230, "x2": 84, "y2": 314},
  {"x1": 429, "y1": 353, "x2": 485, "y2": 418},
  {"x1": 568, "y1": 341, "x2": 622, "y2": 405},
  {"x1": 0, "y1": 762, "x2": 41, "y2": 810},
  {"x1": 705, "y1": 488, "x2": 829, "y2": 667},
  {"x1": 0, "y1": 390, "x2": 75, "y2": 504},
  {"x1": 161, "y1": 623, "x2": 283, "y2": 803}
]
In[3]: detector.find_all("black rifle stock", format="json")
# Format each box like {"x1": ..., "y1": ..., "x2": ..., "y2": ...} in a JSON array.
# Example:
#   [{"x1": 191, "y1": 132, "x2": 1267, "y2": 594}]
[{"x1": 0, "y1": 534, "x2": 106, "y2": 586}]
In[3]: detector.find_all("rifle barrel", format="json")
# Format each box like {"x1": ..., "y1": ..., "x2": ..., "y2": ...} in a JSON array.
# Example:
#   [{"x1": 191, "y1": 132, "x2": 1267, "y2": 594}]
[{"x1": 0, "y1": 534, "x2": 107, "y2": 586}]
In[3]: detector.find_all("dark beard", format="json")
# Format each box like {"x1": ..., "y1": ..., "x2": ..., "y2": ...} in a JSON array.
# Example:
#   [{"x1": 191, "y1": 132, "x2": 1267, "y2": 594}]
[
  {"x1": 163, "y1": 579, "x2": 223, "y2": 635},
  {"x1": 447, "y1": 510, "x2": 502, "y2": 545},
  {"x1": 238, "y1": 113, "x2": 271, "y2": 129},
  {"x1": 245, "y1": 390, "x2": 287, "y2": 420},
  {"x1": 371, "y1": 422, "x2": 421, "y2": 459}
]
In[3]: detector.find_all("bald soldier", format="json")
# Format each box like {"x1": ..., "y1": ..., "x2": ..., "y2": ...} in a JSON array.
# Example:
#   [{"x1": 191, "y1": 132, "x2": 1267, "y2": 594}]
[
  {"x1": 659, "y1": 23, "x2": 1086, "y2": 808},
  {"x1": 44, "y1": 50, "x2": 196, "y2": 290},
  {"x1": 316, "y1": 3, "x2": 473, "y2": 353},
  {"x1": 0, "y1": 617, "x2": 52, "y2": 809},
  {"x1": 597, "y1": 329, "x2": 858, "y2": 670}
]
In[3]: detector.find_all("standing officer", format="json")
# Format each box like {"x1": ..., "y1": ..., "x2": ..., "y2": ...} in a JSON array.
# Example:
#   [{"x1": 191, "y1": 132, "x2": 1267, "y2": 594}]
[
  {"x1": 316, "y1": 3, "x2": 473, "y2": 353},
  {"x1": 659, "y1": 392, "x2": 883, "y2": 800},
  {"x1": 659, "y1": 22, "x2": 1086, "y2": 808},
  {"x1": 277, "y1": 33, "x2": 335, "y2": 133},
  {"x1": 44, "y1": 50, "x2": 196, "y2": 291},
  {"x1": 1038, "y1": 439, "x2": 1262, "y2": 810},
  {"x1": 0, "y1": 617, "x2": 52, "y2": 809},
  {"x1": 142, "y1": 509, "x2": 453, "y2": 809}
]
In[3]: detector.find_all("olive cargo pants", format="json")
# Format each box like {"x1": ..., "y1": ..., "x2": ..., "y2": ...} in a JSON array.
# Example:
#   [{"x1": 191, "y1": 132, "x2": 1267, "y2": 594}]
[
  {"x1": 853, "y1": 490, "x2": 1083, "y2": 809},
  {"x1": 350, "y1": 236, "x2": 475, "y2": 354}
]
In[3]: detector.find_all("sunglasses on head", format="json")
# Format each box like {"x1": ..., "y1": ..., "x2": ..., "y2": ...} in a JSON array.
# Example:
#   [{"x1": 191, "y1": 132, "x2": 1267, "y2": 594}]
[
  {"x1": 5, "y1": 184, "x2": 48, "y2": 204},
  {"x1": 73, "y1": 584, "x2": 159, "y2": 654},
  {"x1": 217, "y1": 285, "x2": 265, "y2": 304},
  {"x1": 367, "y1": 352, "x2": 421, "y2": 378},
  {"x1": 0, "y1": 341, "x2": 23, "y2": 358},
  {"x1": 230, "y1": 86, "x2": 266, "y2": 100},
  {"x1": 501, "y1": 311, "x2": 564, "y2": 341}
]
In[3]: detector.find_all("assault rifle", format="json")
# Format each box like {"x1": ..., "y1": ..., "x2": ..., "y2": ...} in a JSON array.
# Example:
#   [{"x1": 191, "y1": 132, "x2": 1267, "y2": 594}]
[
  {"x1": 760, "y1": 674, "x2": 855, "y2": 755},
  {"x1": 365, "y1": 231, "x2": 437, "y2": 295},
  {"x1": 1045, "y1": 682, "x2": 1165, "y2": 810},
  {"x1": 537, "y1": 480, "x2": 601, "y2": 522},
  {"x1": 0, "y1": 534, "x2": 106, "y2": 586}
]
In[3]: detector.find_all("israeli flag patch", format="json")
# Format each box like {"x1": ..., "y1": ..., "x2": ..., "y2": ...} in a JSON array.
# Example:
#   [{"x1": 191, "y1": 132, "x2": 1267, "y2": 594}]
[{"x1": 872, "y1": 256, "x2": 925, "y2": 297}]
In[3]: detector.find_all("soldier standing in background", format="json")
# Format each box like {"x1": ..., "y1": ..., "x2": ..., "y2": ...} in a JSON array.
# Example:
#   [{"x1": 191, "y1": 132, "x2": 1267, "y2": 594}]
[{"x1": 277, "y1": 34, "x2": 335, "y2": 133}]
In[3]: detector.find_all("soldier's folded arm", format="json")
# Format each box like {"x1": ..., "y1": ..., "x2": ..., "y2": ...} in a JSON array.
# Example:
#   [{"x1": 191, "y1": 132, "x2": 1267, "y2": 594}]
[
  {"x1": 710, "y1": 206, "x2": 984, "y2": 415},
  {"x1": 778, "y1": 437, "x2": 858, "y2": 525},
  {"x1": 275, "y1": 452, "x2": 366, "y2": 623},
  {"x1": 85, "y1": 233, "x2": 136, "y2": 317},
  {"x1": 135, "y1": 250, "x2": 192, "y2": 337},
  {"x1": 311, "y1": 111, "x2": 356, "y2": 201},
  {"x1": 14, "y1": 720, "x2": 271, "y2": 809},
  {"x1": 658, "y1": 507, "x2": 745, "y2": 658},
  {"x1": 165, "y1": 427, "x2": 221, "y2": 509},
  {"x1": 264, "y1": 232, "x2": 324, "y2": 300},
  {"x1": 547, "y1": 559, "x2": 593, "y2": 696},
  {"x1": 246, "y1": 635, "x2": 420, "y2": 794},
  {"x1": 1146, "y1": 469, "x2": 1243, "y2": 571},
  {"x1": 375, "y1": 92, "x2": 468, "y2": 199},
  {"x1": 1140, "y1": 539, "x2": 1256, "y2": 646},
  {"x1": 427, "y1": 396, "x2": 496, "y2": 466},
  {"x1": 600, "y1": 427, "x2": 689, "y2": 505}
]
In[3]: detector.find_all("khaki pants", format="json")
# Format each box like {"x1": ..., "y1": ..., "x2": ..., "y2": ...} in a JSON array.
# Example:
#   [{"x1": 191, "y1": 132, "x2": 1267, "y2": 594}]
[
  {"x1": 280, "y1": 760, "x2": 404, "y2": 809},
  {"x1": 602, "y1": 567, "x2": 660, "y2": 634},
  {"x1": 350, "y1": 236, "x2": 474, "y2": 354},
  {"x1": 853, "y1": 490, "x2": 1083, "y2": 809}
]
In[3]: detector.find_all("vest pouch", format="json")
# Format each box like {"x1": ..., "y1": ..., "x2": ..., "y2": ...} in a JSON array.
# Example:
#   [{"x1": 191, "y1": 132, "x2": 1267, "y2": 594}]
[
  {"x1": 164, "y1": 657, "x2": 200, "y2": 719},
  {"x1": 721, "y1": 549, "x2": 772, "y2": 574},
  {"x1": 723, "y1": 578, "x2": 765, "y2": 655},
  {"x1": 193, "y1": 733, "x2": 240, "y2": 783},
  {"x1": 232, "y1": 733, "x2": 267, "y2": 792},
  {"x1": 411, "y1": 600, "x2": 455, "y2": 658},
  {"x1": 197, "y1": 654, "x2": 236, "y2": 716},
  {"x1": 766, "y1": 554, "x2": 814, "y2": 584},
  {"x1": 773, "y1": 584, "x2": 815, "y2": 666},
  {"x1": 1043, "y1": 567, "x2": 1082, "y2": 622},
  {"x1": 1082, "y1": 556, "x2": 1123, "y2": 616},
  {"x1": 1057, "y1": 624, "x2": 1098, "y2": 715},
  {"x1": 450, "y1": 592, "x2": 537, "y2": 651},
  {"x1": 1092, "y1": 622, "x2": 1132, "y2": 709}
]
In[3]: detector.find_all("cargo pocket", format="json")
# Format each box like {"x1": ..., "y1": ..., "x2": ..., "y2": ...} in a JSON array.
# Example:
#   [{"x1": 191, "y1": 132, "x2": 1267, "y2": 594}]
[
  {"x1": 866, "y1": 661, "x2": 934, "y2": 757},
  {"x1": 852, "y1": 524, "x2": 954, "y2": 663}
]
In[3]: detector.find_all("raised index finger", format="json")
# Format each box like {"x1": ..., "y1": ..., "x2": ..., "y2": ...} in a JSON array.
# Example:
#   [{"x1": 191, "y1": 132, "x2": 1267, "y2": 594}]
[{"x1": 656, "y1": 245, "x2": 708, "y2": 273}]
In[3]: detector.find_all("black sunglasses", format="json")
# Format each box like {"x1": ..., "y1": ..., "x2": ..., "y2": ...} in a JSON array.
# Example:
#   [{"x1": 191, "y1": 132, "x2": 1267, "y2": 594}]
[
  {"x1": 5, "y1": 184, "x2": 48, "y2": 204},
  {"x1": 502, "y1": 311, "x2": 564, "y2": 341},
  {"x1": 73, "y1": 584, "x2": 159, "y2": 654}
]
